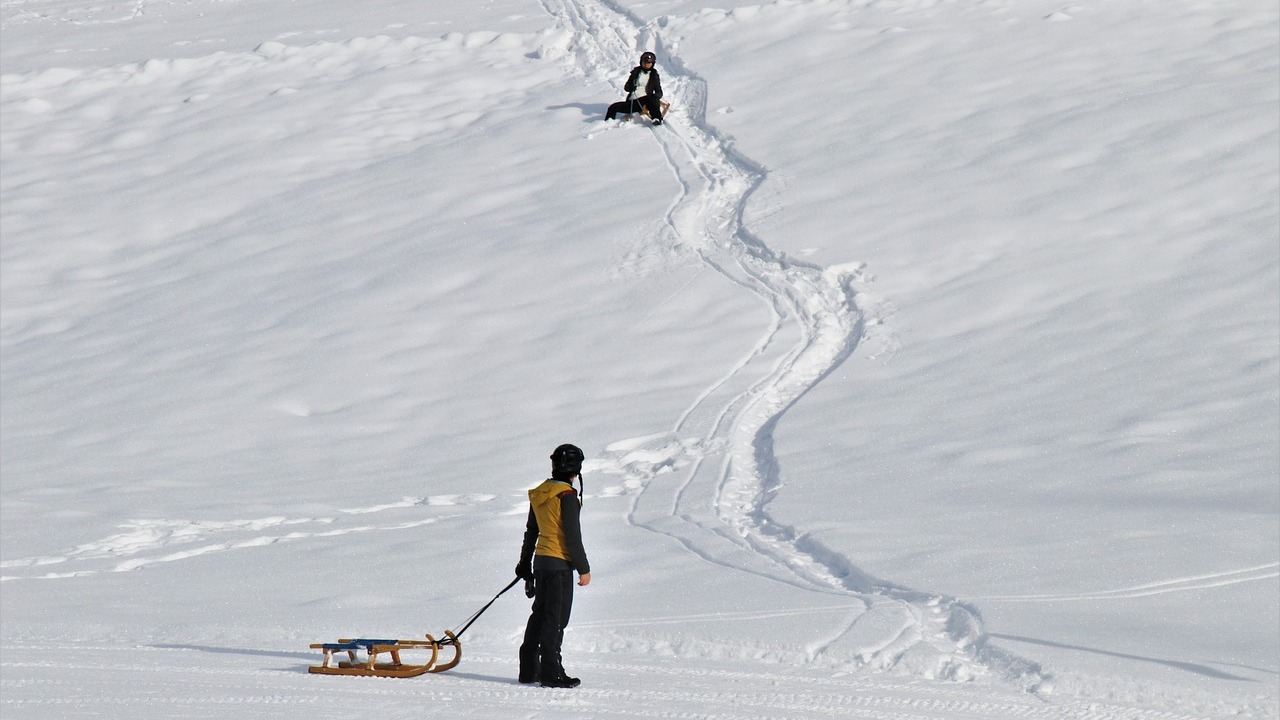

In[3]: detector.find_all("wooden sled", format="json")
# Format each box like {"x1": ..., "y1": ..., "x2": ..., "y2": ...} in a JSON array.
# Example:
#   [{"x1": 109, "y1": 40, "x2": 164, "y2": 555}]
[
  {"x1": 626, "y1": 100, "x2": 671, "y2": 123},
  {"x1": 309, "y1": 630, "x2": 461, "y2": 678},
  {"x1": 309, "y1": 577, "x2": 521, "y2": 679}
]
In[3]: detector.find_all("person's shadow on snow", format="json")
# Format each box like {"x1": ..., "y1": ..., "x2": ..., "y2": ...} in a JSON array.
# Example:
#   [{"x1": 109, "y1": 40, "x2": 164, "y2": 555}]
[{"x1": 547, "y1": 103, "x2": 610, "y2": 123}]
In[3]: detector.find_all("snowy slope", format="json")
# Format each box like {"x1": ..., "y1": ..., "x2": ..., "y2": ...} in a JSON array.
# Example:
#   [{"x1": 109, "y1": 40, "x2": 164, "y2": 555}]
[{"x1": 2, "y1": 0, "x2": 1277, "y2": 718}]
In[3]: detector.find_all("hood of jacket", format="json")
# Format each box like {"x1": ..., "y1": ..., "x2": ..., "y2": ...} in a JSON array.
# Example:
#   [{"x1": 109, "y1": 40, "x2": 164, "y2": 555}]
[{"x1": 529, "y1": 479, "x2": 575, "y2": 508}]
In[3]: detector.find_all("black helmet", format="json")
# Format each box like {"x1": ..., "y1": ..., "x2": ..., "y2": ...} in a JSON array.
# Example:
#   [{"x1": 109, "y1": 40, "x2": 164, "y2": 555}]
[
  {"x1": 640, "y1": 52, "x2": 656, "y2": 65},
  {"x1": 550, "y1": 443, "x2": 585, "y2": 476}
]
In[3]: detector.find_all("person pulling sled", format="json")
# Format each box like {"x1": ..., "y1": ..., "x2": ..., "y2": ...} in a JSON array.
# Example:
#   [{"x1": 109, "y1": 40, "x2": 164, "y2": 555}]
[
  {"x1": 605, "y1": 52, "x2": 667, "y2": 125},
  {"x1": 515, "y1": 444, "x2": 592, "y2": 688}
]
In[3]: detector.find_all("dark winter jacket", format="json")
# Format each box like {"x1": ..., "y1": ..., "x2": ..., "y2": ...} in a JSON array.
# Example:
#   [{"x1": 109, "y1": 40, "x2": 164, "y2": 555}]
[
  {"x1": 519, "y1": 480, "x2": 591, "y2": 576},
  {"x1": 623, "y1": 66, "x2": 663, "y2": 100}
]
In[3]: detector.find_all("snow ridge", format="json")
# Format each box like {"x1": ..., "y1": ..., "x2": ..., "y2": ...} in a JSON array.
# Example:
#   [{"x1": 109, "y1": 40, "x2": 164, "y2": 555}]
[
  {"x1": 0, "y1": 495, "x2": 495, "y2": 582},
  {"x1": 545, "y1": 0, "x2": 1042, "y2": 687}
]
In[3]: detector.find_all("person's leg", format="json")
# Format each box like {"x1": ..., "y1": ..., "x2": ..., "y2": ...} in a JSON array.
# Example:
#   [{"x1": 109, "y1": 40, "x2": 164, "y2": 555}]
[
  {"x1": 554, "y1": 572, "x2": 575, "y2": 673},
  {"x1": 537, "y1": 570, "x2": 577, "y2": 686},
  {"x1": 518, "y1": 590, "x2": 544, "y2": 683},
  {"x1": 605, "y1": 100, "x2": 630, "y2": 120},
  {"x1": 641, "y1": 95, "x2": 663, "y2": 121}
]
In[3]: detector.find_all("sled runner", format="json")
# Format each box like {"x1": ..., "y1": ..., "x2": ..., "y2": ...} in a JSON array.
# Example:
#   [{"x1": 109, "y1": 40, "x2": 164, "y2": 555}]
[
  {"x1": 308, "y1": 577, "x2": 519, "y2": 678},
  {"x1": 308, "y1": 631, "x2": 461, "y2": 677}
]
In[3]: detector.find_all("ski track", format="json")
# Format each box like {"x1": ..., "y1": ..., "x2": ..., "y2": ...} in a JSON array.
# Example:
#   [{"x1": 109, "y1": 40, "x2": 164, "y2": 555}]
[
  {"x1": 543, "y1": 0, "x2": 1041, "y2": 689},
  {"x1": 973, "y1": 563, "x2": 1280, "y2": 603}
]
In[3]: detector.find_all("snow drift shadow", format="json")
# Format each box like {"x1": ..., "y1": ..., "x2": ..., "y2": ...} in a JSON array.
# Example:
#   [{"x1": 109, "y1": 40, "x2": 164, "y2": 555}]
[{"x1": 989, "y1": 634, "x2": 1255, "y2": 682}]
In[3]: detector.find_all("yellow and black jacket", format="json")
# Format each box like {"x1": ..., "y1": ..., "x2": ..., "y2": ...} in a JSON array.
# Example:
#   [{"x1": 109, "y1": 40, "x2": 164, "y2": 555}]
[{"x1": 519, "y1": 479, "x2": 590, "y2": 575}]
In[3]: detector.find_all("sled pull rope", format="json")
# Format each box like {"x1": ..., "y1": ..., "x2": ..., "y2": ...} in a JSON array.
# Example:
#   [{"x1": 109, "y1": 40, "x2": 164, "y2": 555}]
[{"x1": 444, "y1": 577, "x2": 521, "y2": 644}]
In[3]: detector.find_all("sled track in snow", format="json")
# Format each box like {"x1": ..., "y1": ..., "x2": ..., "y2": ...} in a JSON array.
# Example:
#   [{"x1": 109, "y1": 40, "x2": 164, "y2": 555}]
[{"x1": 543, "y1": 0, "x2": 1042, "y2": 688}]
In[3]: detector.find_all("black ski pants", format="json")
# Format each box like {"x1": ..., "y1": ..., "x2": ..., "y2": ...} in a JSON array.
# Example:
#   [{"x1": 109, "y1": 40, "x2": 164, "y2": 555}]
[
  {"x1": 520, "y1": 568, "x2": 575, "y2": 680},
  {"x1": 606, "y1": 95, "x2": 663, "y2": 121}
]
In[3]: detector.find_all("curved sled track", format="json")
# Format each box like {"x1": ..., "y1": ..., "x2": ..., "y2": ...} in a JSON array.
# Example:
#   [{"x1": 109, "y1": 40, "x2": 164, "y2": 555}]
[{"x1": 541, "y1": 0, "x2": 1043, "y2": 687}]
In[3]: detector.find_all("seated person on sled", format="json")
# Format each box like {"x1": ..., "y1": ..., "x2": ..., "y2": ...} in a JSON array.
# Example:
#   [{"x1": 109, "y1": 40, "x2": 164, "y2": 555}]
[{"x1": 605, "y1": 52, "x2": 665, "y2": 125}]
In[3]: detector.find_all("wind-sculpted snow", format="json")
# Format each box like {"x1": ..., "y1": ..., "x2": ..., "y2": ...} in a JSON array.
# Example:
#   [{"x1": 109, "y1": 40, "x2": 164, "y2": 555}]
[
  {"x1": 0, "y1": 31, "x2": 560, "y2": 268},
  {"x1": 0, "y1": 495, "x2": 495, "y2": 581},
  {"x1": 540, "y1": 0, "x2": 1042, "y2": 687}
]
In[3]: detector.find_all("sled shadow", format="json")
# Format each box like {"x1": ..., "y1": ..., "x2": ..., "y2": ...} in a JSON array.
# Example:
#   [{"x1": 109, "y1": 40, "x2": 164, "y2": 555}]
[
  {"x1": 151, "y1": 644, "x2": 529, "y2": 682},
  {"x1": 150, "y1": 643, "x2": 314, "y2": 661},
  {"x1": 150, "y1": 643, "x2": 319, "y2": 674},
  {"x1": 547, "y1": 102, "x2": 609, "y2": 122},
  {"x1": 989, "y1": 633, "x2": 1256, "y2": 681}
]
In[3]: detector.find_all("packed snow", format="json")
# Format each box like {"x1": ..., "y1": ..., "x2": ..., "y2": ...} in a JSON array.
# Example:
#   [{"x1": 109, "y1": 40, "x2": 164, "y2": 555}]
[{"x1": 2, "y1": 0, "x2": 1277, "y2": 718}]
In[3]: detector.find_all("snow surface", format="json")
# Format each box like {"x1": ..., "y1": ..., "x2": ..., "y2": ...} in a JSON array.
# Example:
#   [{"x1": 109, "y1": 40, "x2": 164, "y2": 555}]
[{"x1": 2, "y1": 0, "x2": 1277, "y2": 718}]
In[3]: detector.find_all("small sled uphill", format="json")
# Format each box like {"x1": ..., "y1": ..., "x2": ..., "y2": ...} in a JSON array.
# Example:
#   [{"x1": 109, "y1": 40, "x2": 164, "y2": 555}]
[
  {"x1": 308, "y1": 578, "x2": 519, "y2": 679},
  {"x1": 309, "y1": 630, "x2": 461, "y2": 677}
]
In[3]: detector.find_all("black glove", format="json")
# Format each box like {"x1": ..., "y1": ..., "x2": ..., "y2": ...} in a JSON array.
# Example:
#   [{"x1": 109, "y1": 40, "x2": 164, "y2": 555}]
[
  {"x1": 515, "y1": 563, "x2": 534, "y2": 582},
  {"x1": 524, "y1": 577, "x2": 536, "y2": 598}
]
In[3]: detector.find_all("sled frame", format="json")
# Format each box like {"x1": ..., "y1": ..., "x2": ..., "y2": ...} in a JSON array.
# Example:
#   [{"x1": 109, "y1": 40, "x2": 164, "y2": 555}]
[
  {"x1": 626, "y1": 100, "x2": 671, "y2": 123},
  {"x1": 308, "y1": 630, "x2": 461, "y2": 678}
]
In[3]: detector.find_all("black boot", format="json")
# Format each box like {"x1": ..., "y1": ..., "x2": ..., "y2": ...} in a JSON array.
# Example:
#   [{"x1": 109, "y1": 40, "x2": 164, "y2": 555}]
[{"x1": 540, "y1": 673, "x2": 581, "y2": 689}]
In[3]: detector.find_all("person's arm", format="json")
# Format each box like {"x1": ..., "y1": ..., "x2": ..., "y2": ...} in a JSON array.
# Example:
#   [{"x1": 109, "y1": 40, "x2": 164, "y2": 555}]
[
  {"x1": 515, "y1": 507, "x2": 538, "y2": 580},
  {"x1": 559, "y1": 491, "x2": 591, "y2": 579}
]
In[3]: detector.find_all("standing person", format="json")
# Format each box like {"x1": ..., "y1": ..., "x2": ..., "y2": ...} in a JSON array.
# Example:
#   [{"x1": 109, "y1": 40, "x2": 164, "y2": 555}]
[
  {"x1": 605, "y1": 51, "x2": 665, "y2": 124},
  {"x1": 515, "y1": 444, "x2": 591, "y2": 688}
]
